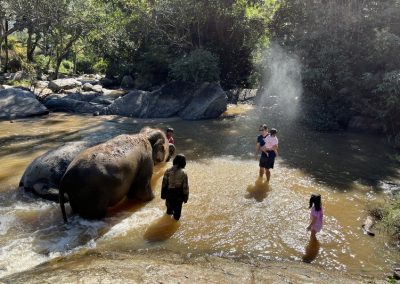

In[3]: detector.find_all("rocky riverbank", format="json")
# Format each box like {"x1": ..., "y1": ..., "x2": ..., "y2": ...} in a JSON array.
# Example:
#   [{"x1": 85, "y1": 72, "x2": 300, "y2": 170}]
[{"x1": 0, "y1": 249, "x2": 383, "y2": 284}]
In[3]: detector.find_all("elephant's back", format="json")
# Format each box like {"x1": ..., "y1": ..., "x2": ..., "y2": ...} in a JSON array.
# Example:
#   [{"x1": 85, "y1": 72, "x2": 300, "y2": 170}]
[{"x1": 59, "y1": 133, "x2": 153, "y2": 203}]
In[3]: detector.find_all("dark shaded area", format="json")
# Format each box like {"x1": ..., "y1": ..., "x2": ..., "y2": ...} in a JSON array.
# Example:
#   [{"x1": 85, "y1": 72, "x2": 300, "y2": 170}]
[
  {"x1": 144, "y1": 214, "x2": 181, "y2": 242},
  {"x1": 2, "y1": 110, "x2": 399, "y2": 194},
  {"x1": 245, "y1": 177, "x2": 270, "y2": 202}
]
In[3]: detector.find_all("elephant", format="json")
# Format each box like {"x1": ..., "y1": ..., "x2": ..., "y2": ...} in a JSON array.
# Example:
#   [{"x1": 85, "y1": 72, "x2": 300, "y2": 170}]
[
  {"x1": 59, "y1": 128, "x2": 171, "y2": 222},
  {"x1": 19, "y1": 141, "x2": 94, "y2": 202}
]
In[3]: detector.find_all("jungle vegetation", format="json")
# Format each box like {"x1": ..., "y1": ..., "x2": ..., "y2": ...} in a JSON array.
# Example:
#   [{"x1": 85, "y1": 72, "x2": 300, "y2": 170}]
[{"x1": 1, "y1": 0, "x2": 400, "y2": 147}]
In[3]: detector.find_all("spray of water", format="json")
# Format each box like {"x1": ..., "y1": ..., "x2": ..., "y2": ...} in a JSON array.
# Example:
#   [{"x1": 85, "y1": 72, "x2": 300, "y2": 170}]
[{"x1": 259, "y1": 43, "x2": 302, "y2": 120}]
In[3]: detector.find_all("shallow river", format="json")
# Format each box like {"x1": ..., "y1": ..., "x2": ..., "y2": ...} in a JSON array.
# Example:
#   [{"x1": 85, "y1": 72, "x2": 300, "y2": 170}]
[{"x1": 0, "y1": 103, "x2": 399, "y2": 279}]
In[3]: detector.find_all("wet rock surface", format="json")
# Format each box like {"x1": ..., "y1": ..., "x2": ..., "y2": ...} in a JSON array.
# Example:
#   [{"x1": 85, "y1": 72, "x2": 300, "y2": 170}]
[{"x1": 0, "y1": 249, "x2": 369, "y2": 284}]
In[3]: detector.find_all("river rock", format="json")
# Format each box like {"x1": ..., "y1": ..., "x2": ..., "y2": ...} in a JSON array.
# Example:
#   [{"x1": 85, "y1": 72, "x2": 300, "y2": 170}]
[
  {"x1": 101, "y1": 81, "x2": 227, "y2": 120},
  {"x1": 226, "y1": 88, "x2": 258, "y2": 104},
  {"x1": 44, "y1": 98, "x2": 104, "y2": 113},
  {"x1": 19, "y1": 141, "x2": 94, "y2": 202},
  {"x1": 0, "y1": 88, "x2": 49, "y2": 120},
  {"x1": 48, "y1": 78, "x2": 82, "y2": 92},
  {"x1": 121, "y1": 75, "x2": 135, "y2": 88},
  {"x1": 179, "y1": 82, "x2": 227, "y2": 120}
]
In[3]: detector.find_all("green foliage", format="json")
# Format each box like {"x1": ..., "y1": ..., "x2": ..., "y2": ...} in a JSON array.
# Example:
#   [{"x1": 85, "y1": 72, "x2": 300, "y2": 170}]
[
  {"x1": 369, "y1": 196, "x2": 400, "y2": 242},
  {"x1": 59, "y1": 59, "x2": 74, "y2": 74},
  {"x1": 132, "y1": 47, "x2": 171, "y2": 89},
  {"x1": 34, "y1": 54, "x2": 53, "y2": 73},
  {"x1": 93, "y1": 58, "x2": 107, "y2": 74},
  {"x1": 269, "y1": 0, "x2": 400, "y2": 139},
  {"x1": 170, "y1": 49, "x2": 220, "y2": 83},
  {"x1": 373, "y1": 71, "x2": 400, "y2": 147},
  {"x1": 76, "y1": 57, "x2": 94, "y2": 74}
]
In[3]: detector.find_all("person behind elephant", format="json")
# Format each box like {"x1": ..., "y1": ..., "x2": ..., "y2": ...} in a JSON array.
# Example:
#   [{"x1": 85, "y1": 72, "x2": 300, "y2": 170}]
[
  {"x1": 166, "y1": 127, "x2": 175, "y2": 144},
  {"x1": 161, "y1": 154, "x2": 189, "y2": 221}
]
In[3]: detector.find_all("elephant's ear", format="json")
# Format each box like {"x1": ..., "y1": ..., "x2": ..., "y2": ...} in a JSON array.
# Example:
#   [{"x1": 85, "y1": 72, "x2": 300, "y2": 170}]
[
  {"x1": 153, "y1": 139, "x2": 166, "y2": 163},
  {"x1": 146, "y1": 130, "x2": 162, "y2": 147},
  {"x1": 166, "y1": 143, "x2": 175, "y2": 162}
]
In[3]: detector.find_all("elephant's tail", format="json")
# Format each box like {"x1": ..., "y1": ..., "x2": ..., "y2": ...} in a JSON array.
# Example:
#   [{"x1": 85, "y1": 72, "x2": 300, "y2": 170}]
[{"x1": 59, "y1": 185, "x2": 68, "y2": 223}]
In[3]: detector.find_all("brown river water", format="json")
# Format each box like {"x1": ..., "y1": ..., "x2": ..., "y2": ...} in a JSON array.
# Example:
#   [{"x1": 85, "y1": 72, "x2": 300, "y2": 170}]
[{"x1": 0, "y1": 103, "x2": 399, "y2": 279}]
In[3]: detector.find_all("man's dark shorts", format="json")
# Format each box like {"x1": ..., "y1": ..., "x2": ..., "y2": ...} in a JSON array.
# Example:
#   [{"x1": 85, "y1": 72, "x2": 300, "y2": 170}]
[{"x1": 259, "y1": 155, "x2": 275, "y2": 169}]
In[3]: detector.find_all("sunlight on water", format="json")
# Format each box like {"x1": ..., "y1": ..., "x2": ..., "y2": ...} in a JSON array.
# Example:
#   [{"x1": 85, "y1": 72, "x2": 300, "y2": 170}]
[{"x1": 0, "y1": 112, "x2": 398, "y2": 278}]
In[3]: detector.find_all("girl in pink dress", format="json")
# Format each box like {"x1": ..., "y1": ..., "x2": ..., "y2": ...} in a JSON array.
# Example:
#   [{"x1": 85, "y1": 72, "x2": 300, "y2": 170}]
[{"x1": 307, "y1": 194, "x2": 323, "y2": 237}]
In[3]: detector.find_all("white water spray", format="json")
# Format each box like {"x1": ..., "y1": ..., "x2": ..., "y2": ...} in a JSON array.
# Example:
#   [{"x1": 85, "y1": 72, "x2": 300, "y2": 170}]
[{"x1": 260, "y1": 44, "x2": 302, "y2": 120}]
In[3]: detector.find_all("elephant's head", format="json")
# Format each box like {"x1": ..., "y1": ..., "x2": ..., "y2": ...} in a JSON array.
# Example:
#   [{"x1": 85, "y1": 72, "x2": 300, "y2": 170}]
[{"x1": 140, "y1": 127, "x2": 170, "y2": 164}]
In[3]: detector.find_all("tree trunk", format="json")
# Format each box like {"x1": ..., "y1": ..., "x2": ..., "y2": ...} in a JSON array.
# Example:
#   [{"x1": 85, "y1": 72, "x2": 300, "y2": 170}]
[
  {"x1": 3, "y1": 20, "x2": 8, "y2": 73},
  {"x1": 73, "y1": 49, "x2": 77, "y2": 75},
  {"x1": 27, "y1": 26, "x2": 33, "y2": 62},
  {"x1": 55, "y1": 56, "x2": 62, "y2": 79}
]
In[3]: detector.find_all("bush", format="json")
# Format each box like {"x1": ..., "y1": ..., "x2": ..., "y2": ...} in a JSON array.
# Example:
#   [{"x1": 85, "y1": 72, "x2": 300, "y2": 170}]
[
  {"x1": 132, "y1": 47, "x2": 171, "y2": 90},
  {"x1": 170, "y1": 49, "x2": 220, "y2": 83},
  {"x1": 34, "y1": 54, "x2": 53, "y2": 73},
  {"x1": 93, "y1": 59, "x2": 108, "y2": 74},
  {"x1": 76, "y1": 58, "x2": 94, "y2": 74},
  {"x1": 368, "y1": 196, "x2": 400, "y2": 243},
  {"x1": 59, "y1": 60, "x2": 74, "y2": 74}
]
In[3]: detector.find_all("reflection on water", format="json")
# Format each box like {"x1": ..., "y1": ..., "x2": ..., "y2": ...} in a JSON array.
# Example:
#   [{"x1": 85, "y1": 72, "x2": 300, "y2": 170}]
[
  {"x1": 144, "y1": 214, "x2": 181, "y2": 242},
  {"x1": 302, "y1": 233, "x2": 320, "y2": 263},
  {"x1": 0, "y1": 110, "x2": 399, "y2": 279},
  {"x1": 245, "y1": 177, "x2": 270, "y2": 202}
]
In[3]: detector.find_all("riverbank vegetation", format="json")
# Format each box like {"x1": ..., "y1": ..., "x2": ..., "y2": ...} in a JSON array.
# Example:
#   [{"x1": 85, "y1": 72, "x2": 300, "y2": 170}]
[
  {"x1": 1, "y1": 0, "x2": 400, "y2": 148},
  {"x1": 369, "y1": 196, "x2": 400, "y2": 244}
]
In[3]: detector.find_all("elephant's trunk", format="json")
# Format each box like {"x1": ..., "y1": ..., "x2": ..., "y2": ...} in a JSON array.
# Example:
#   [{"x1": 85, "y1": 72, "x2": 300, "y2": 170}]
[{"x1": 59, "y1": 185, "x2": 68, "y2": 223}]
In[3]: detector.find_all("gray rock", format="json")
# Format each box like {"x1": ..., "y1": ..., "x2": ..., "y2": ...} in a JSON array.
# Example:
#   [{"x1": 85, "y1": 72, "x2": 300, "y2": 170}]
[
  {"x1": 226, "y1": 88, "x2": 258, "y2": 103},
  {"x1": 121, "y1": 75, "x2": 134, "y2": 88},
  {"x1": 19, "y1": 141, "x2": 94, "y2": 201},
  {"x1": 67, "y1": 92, "x2": 100, "y2": 102},
  {"x1": 91, "y1": 96, "x2": 114, "y2": 105},
  {"x1": 0, "y1": 88, "x2": 49, "y2": 120},
  {"x1": 92, "y1": 84, "x2": 103, "y2": 93},
  {"x1": 101, "y1": 81, "x2": 227, "y2": 120},
  {"x1": 13, "y1": 70, "x2": 30, "y2": 81},
  {"x1": 82, "y1": 83, "x2": 94, "y2": 91},
  {"x1": 44, "y1": 98, "x2": 104, "y2": 113},
  {"x1": 48, "y1": 78, "x2": 82, "y2": 92},
  {"x1": 179, "y1": 82, "x2": 227, "y2": 120}
]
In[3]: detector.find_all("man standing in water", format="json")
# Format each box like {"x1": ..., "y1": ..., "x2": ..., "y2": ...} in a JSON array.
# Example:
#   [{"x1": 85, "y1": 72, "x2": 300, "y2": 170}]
[{"x1": 256, "y1": 125, "x2": 278, "y2": 182}]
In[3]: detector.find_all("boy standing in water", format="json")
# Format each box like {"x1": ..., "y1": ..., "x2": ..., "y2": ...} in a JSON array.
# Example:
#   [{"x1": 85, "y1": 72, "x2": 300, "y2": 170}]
[{"x1": 161, "y1": 154, "x2": 189, "y2": 221}]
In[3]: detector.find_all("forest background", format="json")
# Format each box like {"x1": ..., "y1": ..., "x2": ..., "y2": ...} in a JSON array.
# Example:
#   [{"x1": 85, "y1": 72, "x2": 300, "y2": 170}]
[{"x1": 0, "y1": 0, "x2": 400, "y2": 149}]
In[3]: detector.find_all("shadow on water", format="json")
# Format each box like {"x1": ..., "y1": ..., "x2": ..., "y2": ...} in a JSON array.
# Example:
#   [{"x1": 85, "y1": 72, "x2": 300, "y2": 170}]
[
  {"x1": 302, "y1": 233, "x2": 320, "y2": 263},
  {"x1": 165, "y1": 107, "x2": 400, "y2": 191},
  {"x1": 245, "y1": 177, "x2": 271, "y2": 202},
  {"x1": 143, "y1": 214, "x2": 181, "y2": 242}
]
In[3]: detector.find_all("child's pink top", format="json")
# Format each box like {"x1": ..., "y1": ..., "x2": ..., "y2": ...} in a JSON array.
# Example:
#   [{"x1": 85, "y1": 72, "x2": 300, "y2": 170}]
[{"x1": 310, "y1": 207, "x2": 323, "y2": 232}]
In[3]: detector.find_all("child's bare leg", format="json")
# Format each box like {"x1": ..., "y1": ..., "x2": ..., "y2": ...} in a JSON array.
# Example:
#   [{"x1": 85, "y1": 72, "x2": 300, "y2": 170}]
[
  {"x1": 259, "y1": 167, "x2": 265, "y2": 178},
  {"x1": 266, "y1": 169, "x2": 271, "y2": 182}
]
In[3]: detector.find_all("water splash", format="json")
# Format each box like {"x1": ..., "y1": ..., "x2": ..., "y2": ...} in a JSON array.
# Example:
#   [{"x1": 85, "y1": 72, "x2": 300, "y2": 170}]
[{"x1": 259, "y1": 43, "x2": 302, "y2": 120}]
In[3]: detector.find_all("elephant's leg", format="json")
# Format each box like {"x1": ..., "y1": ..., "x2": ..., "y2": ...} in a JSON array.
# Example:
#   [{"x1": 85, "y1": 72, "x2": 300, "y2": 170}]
[
  {"x1": 127, "y1": 158, "x2": 154, "y2": 201},
  {"x1": 70, "y1": 189, "x2": 109, "y2": 219}
]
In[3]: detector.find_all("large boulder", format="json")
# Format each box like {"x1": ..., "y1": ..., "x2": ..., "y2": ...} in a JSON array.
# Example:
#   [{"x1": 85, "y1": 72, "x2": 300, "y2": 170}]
[
  {"x1": 101, "y1": 81, "x2": 227, "y2": 120},
  {"x1": 0, "y1": 88, "x2": 49, "y2": 120},
  {"x1": 19, "y1": 141, "x2": 94, "y2": 202},
  {"x1": 44, "y1": 98, "x2": 104, "y2": 113},
  {"x1": 178, "y1": 83, "x2": 227, "y2": 120},
  {"x1": 121, "y1": 75, "x2": 135, "y2": 88},
  {"x1": 48, "y1": 78, "x2": 82, "y2": 92}
]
